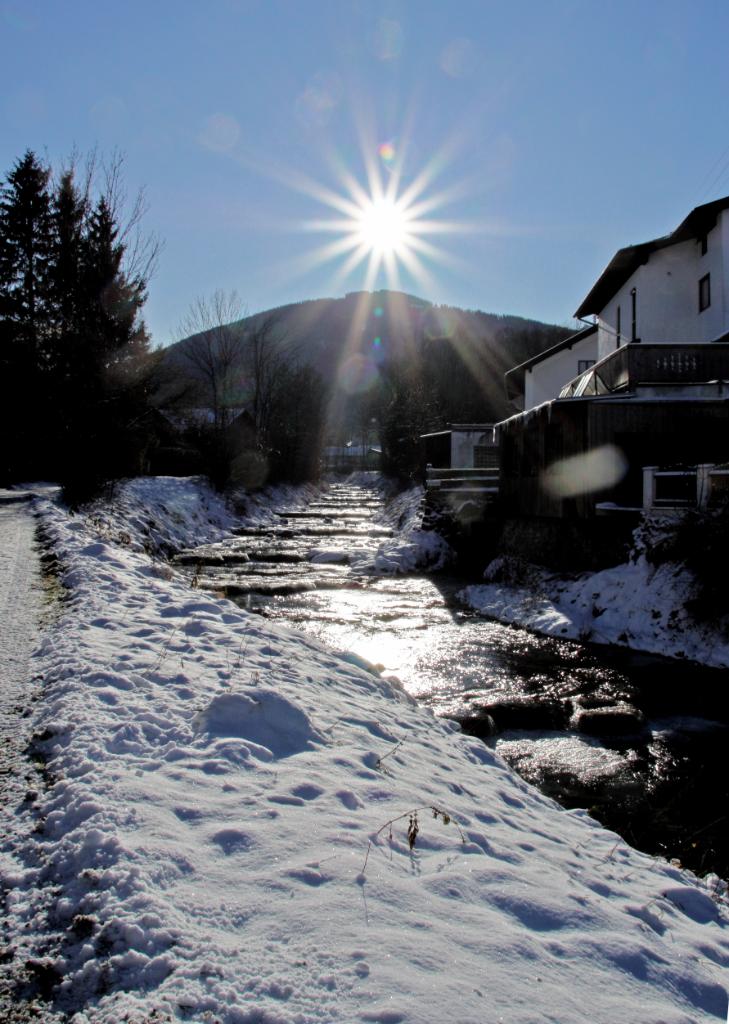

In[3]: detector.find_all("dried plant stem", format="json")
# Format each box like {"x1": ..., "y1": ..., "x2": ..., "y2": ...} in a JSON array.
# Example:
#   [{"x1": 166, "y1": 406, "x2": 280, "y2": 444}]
[
  {"x1": 375, "y1": 739, "x2": 403, "y2": 773},
  {"x1": 361, "y1": 804, "x2": 466, "y2": 875}
]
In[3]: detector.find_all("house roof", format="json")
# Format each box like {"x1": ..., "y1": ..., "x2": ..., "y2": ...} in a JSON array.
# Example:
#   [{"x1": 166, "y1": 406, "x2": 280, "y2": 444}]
[
  {"x1": 574, "y1": 195, "x2": 729, "y2": 318},
  {"x1": 503, "y1": 324, "x2": 597, "y2": 401},
  {"x1": 419, "y1": 423, "x2": 494, "y2": 439},
  {"x1": 322, "y1": 445, "x2": 381, "y2": 457}
]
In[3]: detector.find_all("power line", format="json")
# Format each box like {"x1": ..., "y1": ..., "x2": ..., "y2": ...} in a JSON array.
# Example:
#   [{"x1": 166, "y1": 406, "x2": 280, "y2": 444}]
[{"x1": 695, "y1": 141, "x2": 729, "y2": 204}]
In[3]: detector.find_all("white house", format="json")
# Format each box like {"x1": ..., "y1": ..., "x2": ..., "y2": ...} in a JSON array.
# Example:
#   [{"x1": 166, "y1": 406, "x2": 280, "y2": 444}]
[
  {"x1": 505, "y1": 324, "x2": 598, "y2": 412},
  {"x1": 576, "y1": 195, "x2": 729, "y2": 361},
  {"x1": 507, "y1": 196, "x2": 729, "y2": 413},
  {"x1": 498, "y1": 196, "x2": 729, "y2": 517}
]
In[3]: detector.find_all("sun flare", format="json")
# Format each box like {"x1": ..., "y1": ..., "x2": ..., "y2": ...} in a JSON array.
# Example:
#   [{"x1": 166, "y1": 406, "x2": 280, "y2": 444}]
[
  {"x1": 355, "y1": 197, "x2": 410, "y2": 256},
  {"x1": 282, "y1": 118, "x2": 469, "y2": 298}
]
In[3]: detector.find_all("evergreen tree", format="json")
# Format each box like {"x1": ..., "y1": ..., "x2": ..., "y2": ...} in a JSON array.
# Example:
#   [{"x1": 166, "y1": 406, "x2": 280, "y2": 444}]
[
  {"x1": 49, "y1": 169, "x2": 86, "y2": 357},
  {"x1": 44, "y1": 168, "x2": 88, "y2": 469},
  {"x1": 0, "y1": 150, "x2": 52, "y2": 352},
  {"x1": 380, "y1": 361, "x2": 442, "y2": 481},
  {"x1": 0, "y1": 150, "x2": 52, "y2": 480},
  {"x1": 265, "y1": 363, "x2": 326, "y2": 483},
  {"x1": 59, "y1": 194, "x2": 152, "y2": 497},
  {"x1": 0, "y1": 149, "x2": 156, "y2": 490},
  {"x1": 81, "y1": 196, "x2": 147, "y2": 365}
]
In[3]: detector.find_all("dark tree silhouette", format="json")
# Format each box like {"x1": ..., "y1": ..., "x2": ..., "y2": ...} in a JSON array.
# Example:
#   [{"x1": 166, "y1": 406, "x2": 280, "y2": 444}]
[
  {"x1": 0, "y1": 151, "x2": 53, "y2": 480},
  {"x1": 177, "y1": 290, "x2": 246, "y2": 432},
  {"x1": 0, "y1": 149, "x2": 158, "y2": 493},
  {"x1": 379, "y1": 360, "x2": 442, "y2": 481},
  {"x1": 264, "y1": 362, "x2": 327, "y2": 484},
  {"x1": 59, "y1": 194, "x2": 152, "y2": 498}
]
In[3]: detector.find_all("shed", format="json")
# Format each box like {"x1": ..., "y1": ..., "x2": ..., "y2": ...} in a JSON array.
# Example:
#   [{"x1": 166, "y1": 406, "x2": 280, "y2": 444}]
[{"x1": 420, "y1": 424, "x2": 497, "y2": 470}]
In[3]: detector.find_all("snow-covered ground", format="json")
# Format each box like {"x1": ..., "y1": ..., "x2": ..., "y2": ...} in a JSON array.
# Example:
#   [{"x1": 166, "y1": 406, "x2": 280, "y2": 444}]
[
  {"x1": 82, "y1": 476, "x2": 240, "y2": 558},
  {"x1": 364, "y1": 483, "x2": 452, "y2": 574},
  {"x1": 2, "y1": 478, "x2": 729, "y2": 1022},
  {"x1": 0, "y1": 491, "x2": 52, "y2": 1017},
  {"x1": 0, "y1": 492, "x2": 46, "y2": 727},
  {"x1": 235, "y1": 481, "x2": 324, "y2": 531},
  {"x1": 461, "y1": 532, "x2": 729, "y2": 669}
]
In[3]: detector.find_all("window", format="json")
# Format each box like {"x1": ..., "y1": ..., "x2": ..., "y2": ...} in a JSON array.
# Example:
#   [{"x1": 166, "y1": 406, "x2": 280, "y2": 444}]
[
  {"x1": 578, "y1": 359, "x2": 596, "y2": 374},
  {"x1": 699, "y1": 273, "x2": 711, "y2": 312},
  {"x1": 574, "y1": 371, "x2": 596, "y2": 397},
  {"x1": 699, "y1": 234, "x2": 708, "y2": 256},
  {"x1": 630, "y1": 288, "x2": 637, "y2": 341},
  {"x1": 616, "y1": 305, "x2": 621, "y2": 348}
]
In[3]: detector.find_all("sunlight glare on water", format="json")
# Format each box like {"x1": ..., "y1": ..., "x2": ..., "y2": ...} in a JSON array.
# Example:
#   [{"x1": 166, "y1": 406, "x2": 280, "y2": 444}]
[
  {"x1": 264, "y1": 575, "x2": 545, "y2": 706},
  {"x1": 494, "y1": 733, "x2": 637, "y2": 786}
]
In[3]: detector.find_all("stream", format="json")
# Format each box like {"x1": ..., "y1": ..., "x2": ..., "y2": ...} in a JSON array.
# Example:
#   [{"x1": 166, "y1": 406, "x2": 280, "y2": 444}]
[{"x1": 177, "y1": 480, "x2": 729, "y2": 881}]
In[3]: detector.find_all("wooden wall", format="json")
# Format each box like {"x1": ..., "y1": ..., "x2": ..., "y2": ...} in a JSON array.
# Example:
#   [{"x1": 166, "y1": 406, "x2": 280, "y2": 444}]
[{"x1": 499, "y1": 398, "x2": 729, "y2": 517}]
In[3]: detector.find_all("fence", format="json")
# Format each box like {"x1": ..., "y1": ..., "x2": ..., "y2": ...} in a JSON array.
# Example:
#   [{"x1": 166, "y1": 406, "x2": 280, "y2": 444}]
[
  {"x1": 425, "y1": 466, "x2": 500, "y2": 498},
  {"x1": 642, "y1": 464, "x2": 729, "y2": 509}
]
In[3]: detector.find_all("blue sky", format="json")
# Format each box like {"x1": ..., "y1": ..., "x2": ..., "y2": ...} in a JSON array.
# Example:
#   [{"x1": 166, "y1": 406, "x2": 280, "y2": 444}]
[{"x1": 2, "y1": 0, "x2": 729, "y2": 345}]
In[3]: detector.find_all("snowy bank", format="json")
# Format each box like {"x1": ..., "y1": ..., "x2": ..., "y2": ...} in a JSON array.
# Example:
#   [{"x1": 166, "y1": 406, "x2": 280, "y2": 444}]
[
  {"x1": 461, "y1": 527, "x2": 729, "y2": 670},
  {"x1": 234, "y1": 480, "x2": 324, "y2": 528},
  {"x1": 364, "y1": 483, "x2": 453, "y2": 574},
  {"x1": 83, "y1": 476, "x2": 239, "y2": 558},
  {"x1": 2, "y1": 480, "x2": 728, "y2": 1022}
]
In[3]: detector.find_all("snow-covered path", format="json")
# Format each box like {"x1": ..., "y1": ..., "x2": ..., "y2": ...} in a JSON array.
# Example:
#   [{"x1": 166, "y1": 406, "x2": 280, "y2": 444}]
[
  {"x1": 0, "y1": 490, "x2": 52, "y2": 1018},
  {"x1": 0, "y1": 491, "x2": 44, "y2": 776}
]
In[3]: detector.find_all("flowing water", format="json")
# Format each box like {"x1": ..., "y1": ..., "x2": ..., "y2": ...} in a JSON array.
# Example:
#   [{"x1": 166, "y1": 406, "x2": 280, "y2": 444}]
[{"x1": 178, "y1": 481, "x2": 729, "y2": 880}]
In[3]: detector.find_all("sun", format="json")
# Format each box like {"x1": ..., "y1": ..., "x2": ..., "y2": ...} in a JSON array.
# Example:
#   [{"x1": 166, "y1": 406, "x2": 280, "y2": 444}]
[
  {"x1": 355, "y1": 197, "x2": 411, "y2": 256},
  {"x1": 298, "y1": 176, "x2": 457, "y2": 297},
  {"x1": 283, "y1": 122, "x2": 468, "y2": 297},
  {"x1": 263, "y1": 120, "x2": 473, "y2": 400}
]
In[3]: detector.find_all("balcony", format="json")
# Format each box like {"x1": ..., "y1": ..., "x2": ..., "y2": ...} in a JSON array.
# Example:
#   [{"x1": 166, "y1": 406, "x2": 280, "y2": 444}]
[
  {"x1": 559, "y1": 343, "x2": 729, "y2": 399},
  {"x1": 425, "y1": 465, "x2": 499, "y2": 495}
]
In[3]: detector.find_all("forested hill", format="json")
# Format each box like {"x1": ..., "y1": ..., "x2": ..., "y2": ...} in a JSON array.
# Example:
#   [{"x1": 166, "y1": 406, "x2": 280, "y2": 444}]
[
  {"x1": 166, "y1": 289, "x2": 570, "y2": 427},
  {"x1": 232, "y1": 290, "x2": 566, "y2": 377}
]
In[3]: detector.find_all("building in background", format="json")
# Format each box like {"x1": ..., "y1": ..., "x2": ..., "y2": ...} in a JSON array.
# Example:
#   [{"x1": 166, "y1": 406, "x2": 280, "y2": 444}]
[{"x1": 498, "y1": 197, "x2": 729, "y2": 518}]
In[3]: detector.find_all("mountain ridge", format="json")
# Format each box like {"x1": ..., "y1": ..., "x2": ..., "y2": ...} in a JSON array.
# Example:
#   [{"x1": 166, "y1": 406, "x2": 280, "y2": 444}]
[{"x1": 162, "y1": 289, "x2": 572, "y2": 428}]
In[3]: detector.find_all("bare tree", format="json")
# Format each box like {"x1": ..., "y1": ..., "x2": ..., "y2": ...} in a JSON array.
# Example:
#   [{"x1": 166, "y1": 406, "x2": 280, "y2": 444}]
[
  {"x1": 102, "y1": 149, "x2": 162, "y2": 288},
  {"x1": 247, "y1": 314, "x2": 292, "y2": 443},
  {"x1": 175, "y1": 295, "x2": 323, "y2": 486},
  {"x1": 177, "y1": 289, "x2": 245, "y2": 430}
]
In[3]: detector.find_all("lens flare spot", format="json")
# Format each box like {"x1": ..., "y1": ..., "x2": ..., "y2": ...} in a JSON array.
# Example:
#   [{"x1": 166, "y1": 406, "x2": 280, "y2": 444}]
[
  {"x1": 440, "y1": 38, "x2": 477, "y2": 78},
  {"x1": 1, "y1": 3, "x2": 38, "y2": 30},
  {"x1": 198, "y1": 112, "x2": 241, "y2": 153},
  {"x1": 424, "y1": 309, "x2": 457, "y2": 340},
  {"x1": 373, "y1": 336, "x2": 382, "y2": 348},
  {"x1": 542, "y1": 445, "x2": 628, "y2": 499},
  {"x1": 294, "y1": 71, "x2": 342, "y2": 129},
  {"x1": 338, "y1": 354, "x2": 379, "y2": 395},
  {"x1": 373, "y1": 18, "x2": 403, "y2": 61},
  {"x1": 378, "y1": 141, "x2": 396, "y2": 166}
]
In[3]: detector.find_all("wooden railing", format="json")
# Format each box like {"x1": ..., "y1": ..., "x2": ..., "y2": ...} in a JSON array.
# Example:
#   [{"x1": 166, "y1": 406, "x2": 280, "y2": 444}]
[
  {"x1": 561, "y1": 343, "x2": 729, "y2": 398},
  {"x1": 642, "y1": 463, "x2": 729, "y2": 509},
  {"x1": 425, "y1": 466, "x2": 499, "y2": 496}
]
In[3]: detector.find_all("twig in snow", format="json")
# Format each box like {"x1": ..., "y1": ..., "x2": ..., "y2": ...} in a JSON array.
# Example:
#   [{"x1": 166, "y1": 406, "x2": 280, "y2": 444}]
[
  {"x1": 359, "y1": 805, "x2": 466, "y2": 877},
  {"x1": 151, "y1": 625, "x2": 180, "y2": 673},
  {"x1": 375, "y1": 739, "x2": 404, "y2": 775}
]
